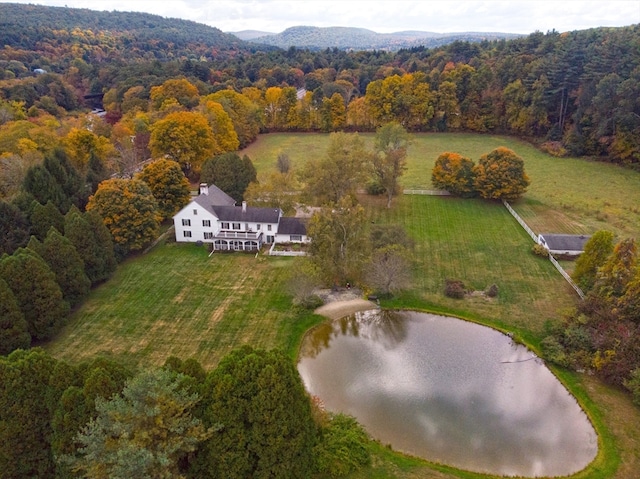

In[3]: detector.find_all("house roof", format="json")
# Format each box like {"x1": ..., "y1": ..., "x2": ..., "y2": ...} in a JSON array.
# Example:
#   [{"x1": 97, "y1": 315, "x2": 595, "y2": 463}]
[
  {"x1": 212, "y1": 205, "x2": 281, "y2": 224},
  {"x1": 278, "y1": 217, "x2": 307, "y2": 235},
  {"x1": 203, "y1": 184, "x2": 236, "y2": 206},
  {"x1": 539, "y1": 234, "x2": 591, "y2": 252}
]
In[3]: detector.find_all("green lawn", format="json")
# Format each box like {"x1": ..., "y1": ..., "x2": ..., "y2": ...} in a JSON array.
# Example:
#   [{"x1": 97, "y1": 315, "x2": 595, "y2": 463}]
[
  {"x1": 46, "y1": 244, "x2": 320, "y2": 370},
  {"x1": 243, "y1": 132, "x2": 640, "y2": 240}
]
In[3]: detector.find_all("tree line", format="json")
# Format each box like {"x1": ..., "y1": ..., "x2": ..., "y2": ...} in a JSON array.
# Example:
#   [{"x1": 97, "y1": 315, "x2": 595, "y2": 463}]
[
  {"x1": 0, "y1": 346, "x2": 372, "y2": 478},
  {"x1": 2, "y1": 15, "x2": 640, "y2": 170}
]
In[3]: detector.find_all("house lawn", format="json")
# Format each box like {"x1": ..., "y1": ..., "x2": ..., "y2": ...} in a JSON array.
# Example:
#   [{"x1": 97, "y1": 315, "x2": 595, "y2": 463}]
[{"x1": 45, "y1": 132, "x2": 640, "y2": 479}]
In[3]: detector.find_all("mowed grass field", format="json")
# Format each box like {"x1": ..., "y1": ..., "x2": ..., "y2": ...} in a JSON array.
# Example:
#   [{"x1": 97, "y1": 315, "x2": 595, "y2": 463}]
[
  {"x1": 46, "y1": 247, "x2": 319, "y2": 370},
  {"x1": 46, "y1": 133, "x2": 640, "y2": 479},
  {"x1": 244, "y1": 132, "x2": 640, "y2": 240}
]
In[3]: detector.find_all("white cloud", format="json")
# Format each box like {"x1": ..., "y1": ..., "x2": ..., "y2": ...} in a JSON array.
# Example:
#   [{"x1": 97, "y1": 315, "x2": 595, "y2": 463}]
[{"x1": 2, "y1": 0, "x2": 639, "y2": 34}]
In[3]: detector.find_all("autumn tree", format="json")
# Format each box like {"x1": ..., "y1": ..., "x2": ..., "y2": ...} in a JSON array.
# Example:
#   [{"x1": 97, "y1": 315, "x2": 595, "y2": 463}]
[
  {"x1": 592, "y1": 238, "x2": 637, "y2": 301},
  {"x1": 302, "y1": 132, "x2": 368, "y2": 205},
  {"x1": 71, "y1": 368, "x2": 209, "y2": 479},
  {"x1": 149, "y1": 111, "x2": 216, "y2": 175},
  {"x1": 473, "y1": 147, "x2": 530, "y2": 200},
  {"x1": 371, "y1": 122, "x2": 409, "y2": 207},
  {"x1": 0, "y1": 248, "x2": 68, "y2": 341},
  {"x1": 308, "y1": 196, "x2": 369, "y2": 285},
  {"x1": 136, "y1": 159, "x2": 191, "y2": 222},
  {"x1": 431, "y1": 152, "x2": 476, "y2": 197},
  {"x1": 0, "y1": 277, "x2": 30, "y2": 355},
  {"x1": 320, "y1": 92, "x2": 346, "y2": 132},
  {"x1": 86, "y1": 179, "x2": 160, "y2": 257},
  {"x1": 64, "y1": 208, "x2": 117, "y2": 284},
  {"x1": 63, "y1": 128, "x2": 115, "y2": 176},
  {"x1": 199, "y1": 100, "x2": 240, "y2": 154},
  {"x1": 200, "y1": 153, "x2": 257, "y2": 203},
  {"x1": 150, "y1": 78, "x2": 200, "y2": 110},
  {"x1": 572, "y1": 230, "x2": 615, "y2": 292},
  {"x1": 244, "y1": 171, "x2": 299, "y2": 216},
  {"x1": 207, "y1": 90, "x2": 261, "y2": 148},
  {"x1": 193, "y1": 346, "x2": 317, "y2": 479}
]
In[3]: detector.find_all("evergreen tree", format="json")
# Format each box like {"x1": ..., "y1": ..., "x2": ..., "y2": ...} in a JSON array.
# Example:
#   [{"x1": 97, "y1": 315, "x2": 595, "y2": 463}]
[
  {"x1": 200, "y1": 153, "x2": 257, "y2": 203},
  {"x1": 194, "y1": 346, "x2": 316, "y2": 479},
  {"x1": 30, "y1": 200, "x2": 65, "y2": 240},
  {"x1": 64, "y1": 208, "x2": 117, "y2": 284},
  {"x1": 31, "y1": 228, "x2": 91, "y2": 307},
  {"x1": 0, "y1": 349, "x2": 62, "y2": 478},
  {"x1": 0, "y1": 277, "x2": 30, "y2": 355},
  {"x1": 85, "y1": 150, "x2": 109, "y2": 194},
  {"x1": 0, "y1": 200, "x2": 30, "y2": 255},
  {"x1": 72, "y1": 368, "x2": 209, "y2": 479},
  {"x1": 0, "y1": 248, "x2": 69, "y2": 341},
  {"x1": 22, "y1": 164, "x2": 66, "y2": 211}
]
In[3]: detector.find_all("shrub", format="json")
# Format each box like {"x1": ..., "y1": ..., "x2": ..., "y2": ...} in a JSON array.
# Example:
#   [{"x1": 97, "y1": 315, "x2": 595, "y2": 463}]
[
  {"x1": 444, "y1": 279, "x2": 466, "y2": 299},
  {"x1": 365, "y1": 179, "x2": 385, "y2": 196},
  {"x1": 532, "y1": 244, "x2": 549, "y2": 257},
  {"x1": 540, "y1": 141, "x2": 568, "y2": 157},
  {"x1": 314, "y1": 414, "x2": 371, "y2": 477},
  {"x1": 624, "y1": 368, "x2": 640, "y2": 406},
  {"x1": 485, "y1": 283, "x2": 499, "y2": 297}
]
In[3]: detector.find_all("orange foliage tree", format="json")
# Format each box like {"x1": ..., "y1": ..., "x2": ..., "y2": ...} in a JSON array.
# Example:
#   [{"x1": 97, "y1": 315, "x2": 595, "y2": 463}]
[
  {"x1": 431, "y1": 152, "x2": 476, "y2": 197},
  {"x1": 473, "y1": 147, "x2": 530, "y2": 201}
]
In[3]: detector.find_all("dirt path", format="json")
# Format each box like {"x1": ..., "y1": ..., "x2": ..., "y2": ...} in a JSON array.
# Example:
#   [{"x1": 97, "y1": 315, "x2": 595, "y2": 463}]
[{"x1": 314, "y1": 298, "x2": 378, "y2": 320}]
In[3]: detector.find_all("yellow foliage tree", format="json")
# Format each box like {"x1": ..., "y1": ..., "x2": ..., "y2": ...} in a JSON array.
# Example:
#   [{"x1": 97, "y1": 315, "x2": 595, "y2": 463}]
[
  {"x1": 199, "y1": 100, "x2": 239, "y2": 154},
  {"x1": 150, "y1": 78, "x2": 200, "y2": 110},
  {"x1": 86, "y1": 178, "x2": 160, "y2": 256},
  {"x1": 149, "y1": 111, "x2": 216, "y2": 174}
]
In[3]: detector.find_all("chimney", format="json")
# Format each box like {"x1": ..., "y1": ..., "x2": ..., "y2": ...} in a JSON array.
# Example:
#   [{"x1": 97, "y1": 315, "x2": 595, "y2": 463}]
[
  {"x1": 242, "y1": 201, "x2": 247, "y2": 212},
  {"x1": 199, "y1": 183, "x2": 208, "y2": 195}
]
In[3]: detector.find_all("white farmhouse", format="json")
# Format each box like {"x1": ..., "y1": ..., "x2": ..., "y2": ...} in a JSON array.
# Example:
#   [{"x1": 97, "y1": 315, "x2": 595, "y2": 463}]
[{"x1": 173, "y1": 183, "x2": 307, "y2": 251}]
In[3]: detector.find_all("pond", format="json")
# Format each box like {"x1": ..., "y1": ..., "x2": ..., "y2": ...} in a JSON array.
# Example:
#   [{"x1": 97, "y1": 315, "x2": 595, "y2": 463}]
[{"x1": 297, "y1": 310, "x2": 598, "y2": 477}]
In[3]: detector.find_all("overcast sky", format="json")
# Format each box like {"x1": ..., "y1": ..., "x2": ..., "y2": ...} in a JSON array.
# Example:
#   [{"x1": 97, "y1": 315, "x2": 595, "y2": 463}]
[{"x1": 3, "y1": 0, "x2": 639, "y2": 34}]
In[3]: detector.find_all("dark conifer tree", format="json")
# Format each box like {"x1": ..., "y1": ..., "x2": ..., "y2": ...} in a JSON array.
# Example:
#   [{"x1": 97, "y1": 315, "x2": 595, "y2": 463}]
[
  {"x1": 0, "y1": 200, "x2": 30, "y2": 256},
  {"x1": 30, "y1": 200, "x2": 65, "y2": 240},
  {"x1": 0, "y1": 277, "x2": 31, "y2": 355}
]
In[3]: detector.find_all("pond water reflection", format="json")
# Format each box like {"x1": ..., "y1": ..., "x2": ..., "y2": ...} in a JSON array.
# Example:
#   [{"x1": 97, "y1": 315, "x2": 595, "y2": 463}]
[{"x1": 297, "y1": 310, "x2": 597, "y2": 477}]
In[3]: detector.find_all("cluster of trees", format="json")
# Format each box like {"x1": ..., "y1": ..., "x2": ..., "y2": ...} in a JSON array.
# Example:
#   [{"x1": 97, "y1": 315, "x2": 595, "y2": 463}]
[
  {"x1": 543, "y1": 233, "x2": 640, "y2": 404},
  {"x1": 3, "y1": 8, "x2": 640, "y2": 179},
  {"x1": 0, "y1": 147, "x2": 195, "y2": 353},
  {"x1": 431, "y1": 147, "x2": 530, "y2": 200},
  {"x1": 0, "y1": 346, "x2": 372, "y2": 478},
  {"x1": 281, "y1": 125, "x2": 414, "y2": 295}
]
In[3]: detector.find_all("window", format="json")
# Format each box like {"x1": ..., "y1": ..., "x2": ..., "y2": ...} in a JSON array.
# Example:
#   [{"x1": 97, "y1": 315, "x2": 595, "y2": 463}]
[
  {"x1": 267, "y1": 224, "x2": 272, "y2": 231},
  {"x1": 204, "y1": 232, "x2": 214, "y2": 239},
  {"x1": 221, "y1": 222, "x2": 230, "y2": 229},
  {"x1": 203, "y1": 220, "x2": 211, "y2": 227},
  {"x1": 182, "y1": 219, "x2": 191, "y2": 226},
  {"x1": 232, "y1": 223, "x2": 241, "y2": 230},
  {"x1": 256, "y1": 224, "x2": 261, "y2": 230},
  {"x1": 183, "y1": 231, "x2": 192, "y2": 238},
  {"x1": 193, "y1": 209, "x2": 198, "y2": 215},
  {"x1": 290, "y1": 235, "x2": 302, "y2": 242}
]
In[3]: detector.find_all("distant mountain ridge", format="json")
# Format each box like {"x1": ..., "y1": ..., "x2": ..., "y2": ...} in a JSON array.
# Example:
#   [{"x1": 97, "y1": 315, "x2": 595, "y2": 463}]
[{"x1": 242, "y1": 26, "x2": 523, "y2": 51}]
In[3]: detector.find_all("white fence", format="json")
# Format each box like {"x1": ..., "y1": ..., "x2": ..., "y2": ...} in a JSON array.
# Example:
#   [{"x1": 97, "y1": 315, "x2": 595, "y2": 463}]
[
  {"x1": 548, "y1": 254, "x2": 585, "y2": 299},
  {"x1": 268, "y1": 243, "x2": 307, "y2": 256},
  {"x1": 502, "y1": 200, "x2": 538, "y2": 243},
  {"x1": 403, "y1": 189, "x2": 451, "y2": 196},
  {"x1": 503, "y1": 200, "x2": 585, "y2": 299}
]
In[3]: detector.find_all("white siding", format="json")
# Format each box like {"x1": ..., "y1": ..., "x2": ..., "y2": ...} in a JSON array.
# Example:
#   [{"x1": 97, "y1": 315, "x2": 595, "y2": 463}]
[{"x1": 173, "y1": 203, "x2": 219, "y2": 243}]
